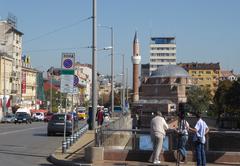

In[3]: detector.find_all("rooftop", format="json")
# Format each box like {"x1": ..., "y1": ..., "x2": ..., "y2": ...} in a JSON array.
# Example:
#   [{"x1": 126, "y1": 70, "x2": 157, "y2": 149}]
[{"x1": 150, "y1": 65, "x2": 189, "y2": 78}]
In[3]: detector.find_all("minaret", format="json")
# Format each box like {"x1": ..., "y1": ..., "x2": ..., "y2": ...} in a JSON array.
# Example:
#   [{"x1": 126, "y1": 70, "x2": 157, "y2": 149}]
[{"x1": 131, "y1": 31, "x2": 141, "y2": 102}]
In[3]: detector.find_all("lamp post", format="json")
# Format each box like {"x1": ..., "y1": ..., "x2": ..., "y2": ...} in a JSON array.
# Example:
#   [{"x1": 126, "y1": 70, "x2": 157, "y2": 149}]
[
  {"x1": 98, "y1": 25, "x2": 114, "y2": 114},
  {"x1": 121, "y1": 54, "x2": 125, "y2": 112}
]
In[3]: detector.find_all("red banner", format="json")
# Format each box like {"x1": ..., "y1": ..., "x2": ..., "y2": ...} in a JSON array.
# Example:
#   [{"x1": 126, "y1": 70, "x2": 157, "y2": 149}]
[{"x1": 22, "y1": 72, "x2": 26, "y2": 94}]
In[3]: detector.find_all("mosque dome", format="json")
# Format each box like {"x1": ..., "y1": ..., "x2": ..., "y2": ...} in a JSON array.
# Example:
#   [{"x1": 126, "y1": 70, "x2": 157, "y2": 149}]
[{"x1": 150, "y1": 65, "x2": 189, "y2": 78}]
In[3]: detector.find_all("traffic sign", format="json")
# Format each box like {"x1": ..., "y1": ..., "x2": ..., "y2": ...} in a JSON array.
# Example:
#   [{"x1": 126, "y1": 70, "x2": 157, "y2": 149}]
[
  {"x1": 73, "y1": 75, "x2": 79, "y2": 86},
  {"x1": 61, "y1": 53, "x2": 75, "y2": 70},
  {"x1": 60, "y1": 75, "x2": 74, "y2": 93}
]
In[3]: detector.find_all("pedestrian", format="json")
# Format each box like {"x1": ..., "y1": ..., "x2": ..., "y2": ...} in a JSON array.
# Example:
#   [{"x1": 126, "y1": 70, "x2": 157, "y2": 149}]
[
  {"x1": 174, "y1": 112, "x2": 189, "y2": 163},
  {"x1": 149, "y1": 111, "x2": 169, "y2": 164},
  {"x1": 96, "y1": 108, "x2": 104, "y2": 126},
  {"x1": 189, "y1": 112, "x2": 209, "y2": 166}
]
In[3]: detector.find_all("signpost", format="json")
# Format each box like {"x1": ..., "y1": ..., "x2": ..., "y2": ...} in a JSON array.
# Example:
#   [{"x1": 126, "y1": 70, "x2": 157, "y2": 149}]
[{"x1": 60, "y1": 53, "x2": 75, "y2": 152}]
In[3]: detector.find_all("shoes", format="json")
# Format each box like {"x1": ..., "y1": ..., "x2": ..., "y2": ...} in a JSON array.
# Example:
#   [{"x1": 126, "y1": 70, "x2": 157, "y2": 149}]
[
  {"x1": 181, "y1": 156, "x2": 187, "y2": 164},
  {"x1": 153, "y1": 160, "x2": 161, "y2": 164}
]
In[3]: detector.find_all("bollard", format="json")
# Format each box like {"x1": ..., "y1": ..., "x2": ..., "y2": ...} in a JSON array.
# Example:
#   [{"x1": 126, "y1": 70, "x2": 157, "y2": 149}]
[
  {"x1": 66, "y1": 137, "x2": 71, "y2": 148},
  {"x1": 62, "y1": 141, "x2": 67, "y2": 153},
  {"x1": 73, "y1": 133, "x2": 77, "y2": 142},
  {"x1": 70, "y1": 135, "x2": 74, "y2": 145},
  {"x1": 76, "y1": 131, "x2": 79, "y2": 139}
]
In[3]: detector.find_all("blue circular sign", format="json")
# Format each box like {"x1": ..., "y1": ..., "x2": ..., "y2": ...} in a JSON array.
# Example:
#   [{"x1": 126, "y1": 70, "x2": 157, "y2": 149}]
[
  {"x1": 63, "y1": 59, "x2": 73, "y2": 69},
  {"x1": 74, "y1": 75, "x2": 79, "y2": 86}
]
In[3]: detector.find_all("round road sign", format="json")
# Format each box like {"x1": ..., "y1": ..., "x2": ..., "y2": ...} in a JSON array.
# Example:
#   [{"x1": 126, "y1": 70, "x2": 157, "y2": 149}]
[
  {"x1": 73, "y1": 75, "x2": 79, "y2": 86},
  {"x1": 63, "y1": 59, "x2": 73, "y2": 69}
]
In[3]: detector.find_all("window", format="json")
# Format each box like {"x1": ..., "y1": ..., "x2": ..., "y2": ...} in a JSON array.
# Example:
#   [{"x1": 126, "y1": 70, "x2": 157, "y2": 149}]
[{"x1": 206, "y1": 71, "x2": 211, "y2": 74}]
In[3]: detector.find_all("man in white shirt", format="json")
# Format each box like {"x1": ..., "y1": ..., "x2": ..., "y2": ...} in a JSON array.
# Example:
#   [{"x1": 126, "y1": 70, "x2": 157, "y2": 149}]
[
  {"x1": 150, "y1": 111, "x2": 169, "y2": 164},
  {"x1": 189, "y1": 113, "x2": 209, "y2": 166}
]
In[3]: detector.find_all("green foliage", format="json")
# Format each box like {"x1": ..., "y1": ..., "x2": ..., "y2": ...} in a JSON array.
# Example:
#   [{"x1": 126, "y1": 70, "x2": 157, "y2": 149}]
[
  {"x1": 186, "y1": 86, "x2": 212, "y2": 115},
  {"x1": 213, "y1": 79, "x2": 240, "y2": 118},
  {"x1": 213, "y1": 80, "x2": 233, "y2": 117}
]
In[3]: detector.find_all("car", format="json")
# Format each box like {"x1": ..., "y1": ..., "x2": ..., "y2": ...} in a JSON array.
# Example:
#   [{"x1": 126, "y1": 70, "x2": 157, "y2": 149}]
[
  {"x1": 14, "y1": 113, "x2": 32, "y2": 124},
  {"x1": 76, "y1": 107, "x2": 87, "y2": 120},
  {"x1": 2, "y1": 114, "x2": 15, "y2": 123},
  {"x1": 44, "y1": 112, "x2": 54, "y2": 122},
  {"x1": 47, "y1": 113, "x2": 77, "y2": 136},
  {"x1": 32, "y1": 112, "x2": 44, "y2": 121}
]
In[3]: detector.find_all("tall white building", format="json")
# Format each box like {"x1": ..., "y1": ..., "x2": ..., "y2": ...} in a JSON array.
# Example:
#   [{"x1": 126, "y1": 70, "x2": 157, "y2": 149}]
[{"x1": 149, "y1": 37, "x2": 176, "y2": 73}]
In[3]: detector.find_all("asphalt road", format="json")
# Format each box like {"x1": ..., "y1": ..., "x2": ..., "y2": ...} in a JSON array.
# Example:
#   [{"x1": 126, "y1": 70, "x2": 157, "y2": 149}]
[{"x1": 0, "y1": 122, "x2": 65, "y2": 166}]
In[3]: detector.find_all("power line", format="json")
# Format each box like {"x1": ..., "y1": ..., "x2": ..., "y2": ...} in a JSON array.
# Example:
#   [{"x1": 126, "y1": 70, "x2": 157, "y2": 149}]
[
  {"x1": 24, "y1": 16, "x2": 92, "y2": 43},
  {"x1": 23, "y1": 46, "x2": 90, "y2": 53}
]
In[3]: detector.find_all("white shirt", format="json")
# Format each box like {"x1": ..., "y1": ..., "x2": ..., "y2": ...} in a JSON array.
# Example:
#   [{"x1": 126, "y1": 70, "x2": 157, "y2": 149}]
[
  {"x1": 193, "y1": 118, "x2": 208, "y2": 144},
  {"x1": 151, "y1": 116, "x2": 169, "y2": 136}
]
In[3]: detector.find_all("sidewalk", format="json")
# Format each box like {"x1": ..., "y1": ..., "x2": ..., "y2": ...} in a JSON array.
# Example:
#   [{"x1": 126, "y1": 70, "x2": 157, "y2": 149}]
[{"x1": 48, "y1": 131, "x2": 236, "y2": 166}]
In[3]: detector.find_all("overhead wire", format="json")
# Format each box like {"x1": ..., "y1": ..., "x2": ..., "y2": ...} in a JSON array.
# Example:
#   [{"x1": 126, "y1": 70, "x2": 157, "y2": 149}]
[
  {"x1": 24, "y1": 46, "x2": 90, "y2": 53},
  {"x1": 24, "y1": 16, "x2": 92, "y2": 43}
]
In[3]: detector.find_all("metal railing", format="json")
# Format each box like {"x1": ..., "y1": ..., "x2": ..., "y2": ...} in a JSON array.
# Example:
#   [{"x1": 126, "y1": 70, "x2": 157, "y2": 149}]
[{"x1": 95, "y1": 128, "x2": 240, "y2": 152}]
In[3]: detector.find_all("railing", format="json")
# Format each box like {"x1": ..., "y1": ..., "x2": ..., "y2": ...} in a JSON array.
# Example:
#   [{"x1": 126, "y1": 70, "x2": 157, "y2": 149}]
[
  {"x1": 95, "y1": 128, "x2": 240, "y2": 152},
  {"x1": 95, "y1": 112, "x2": 131, "y2": 147}
]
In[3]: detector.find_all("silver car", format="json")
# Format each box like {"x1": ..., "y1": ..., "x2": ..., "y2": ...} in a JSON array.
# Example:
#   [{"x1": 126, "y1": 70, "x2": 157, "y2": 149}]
[{"x1": 2, "y1": 114, "x2": 15, "y2": 123}]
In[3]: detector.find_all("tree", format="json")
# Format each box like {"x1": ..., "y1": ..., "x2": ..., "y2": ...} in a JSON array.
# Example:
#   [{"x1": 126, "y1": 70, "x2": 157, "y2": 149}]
[
  {"x1": 213, "y1": 80, "x2": 233, "y2": 118},
  {"x1": 186, "y1": 86, "x2": 212, "y2": 115},
  {"x1": 225, "y1": 80, "x2": 240, "y2": 114}
]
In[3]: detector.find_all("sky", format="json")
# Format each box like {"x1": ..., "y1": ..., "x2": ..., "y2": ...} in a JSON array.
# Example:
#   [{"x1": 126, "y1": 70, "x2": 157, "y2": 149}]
[{"x1": 1, "y1": 0, "x2": 240, "y2": 86}]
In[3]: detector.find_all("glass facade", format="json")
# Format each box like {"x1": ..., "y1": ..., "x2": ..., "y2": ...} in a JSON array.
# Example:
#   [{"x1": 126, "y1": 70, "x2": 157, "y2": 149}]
[{"x1": 150, "y1": 37, "x2": 175, "y2": 44}]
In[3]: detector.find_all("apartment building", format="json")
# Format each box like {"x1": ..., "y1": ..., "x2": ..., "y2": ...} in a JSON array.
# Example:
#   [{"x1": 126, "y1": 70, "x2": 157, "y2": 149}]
[
  {"x1": 0, "y1": 18, "x2": 23, "y2": 105},
  {"x1": 179, "y1": 62, "x2": 221, "y2": 94},
  {"x1": 149, "y1": 37, "x2": 176, "y2": 73}
]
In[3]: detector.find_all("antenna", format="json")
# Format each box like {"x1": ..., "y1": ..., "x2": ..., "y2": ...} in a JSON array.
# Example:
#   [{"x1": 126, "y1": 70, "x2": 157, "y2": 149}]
[{"x1": 7, "y1": 12, "x2": 17, "y2": 28}]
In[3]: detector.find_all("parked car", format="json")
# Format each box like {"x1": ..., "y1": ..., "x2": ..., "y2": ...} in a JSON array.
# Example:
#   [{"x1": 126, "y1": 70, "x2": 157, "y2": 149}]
[
  {"x1": 2, "y1": 114, "x2": 15, "y2": 123},
  {"x1": 47, "y1": 114, "x2": 78, "y2": 136},
  {"x1": 14, "y1": 113, "x2": 32, "y2": 124},
  {"x1": 44, "y1": 112, "x2": 54, "y2": 122},
  {"x1": 32, "y1": 112, "x2": 44, "y2": 121}
]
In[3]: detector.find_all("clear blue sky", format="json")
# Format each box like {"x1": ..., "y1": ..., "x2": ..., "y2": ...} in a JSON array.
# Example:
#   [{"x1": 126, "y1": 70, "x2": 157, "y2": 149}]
[{"x1": 1, "y1": 0, "x2": 240, "y2": 85}]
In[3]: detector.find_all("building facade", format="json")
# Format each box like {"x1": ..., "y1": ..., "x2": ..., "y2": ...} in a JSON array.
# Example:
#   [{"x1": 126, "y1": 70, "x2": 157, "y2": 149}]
[
  {"x1": 0, "y1": 19, "x2": 23, "y2": 105},
  {"x1": 179, "y1": 62, "x2": 221, "y2": 94},
  {"x1": 220, "y1": 70, "x2": 237, "y2": 82},
  {"x1": 21, "y1": 60, "x2": 38, "y2": 109},
  {"x1": 149, "y1": 37, "x2": 176, "y2": 73},
  {"x1": 134, "y1": 65, "x2": 190, "y2": 128}
]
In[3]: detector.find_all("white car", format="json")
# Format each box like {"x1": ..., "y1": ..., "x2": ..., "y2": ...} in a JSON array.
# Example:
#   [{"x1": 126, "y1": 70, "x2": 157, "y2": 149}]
[{"x1": 33, "y1": 112, "x2": 44, "y2": 121}]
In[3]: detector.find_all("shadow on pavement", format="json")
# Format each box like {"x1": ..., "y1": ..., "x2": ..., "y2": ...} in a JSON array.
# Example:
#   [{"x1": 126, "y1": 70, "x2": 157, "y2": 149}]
[{"x1": 0, "y1": 149, "x2": 48, "y2": 158}]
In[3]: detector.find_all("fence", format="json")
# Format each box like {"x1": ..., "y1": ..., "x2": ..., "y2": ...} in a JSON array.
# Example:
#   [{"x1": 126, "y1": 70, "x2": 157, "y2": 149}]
[{"x1": 96, "y1": 128, "x2": 240, "y2": 152}]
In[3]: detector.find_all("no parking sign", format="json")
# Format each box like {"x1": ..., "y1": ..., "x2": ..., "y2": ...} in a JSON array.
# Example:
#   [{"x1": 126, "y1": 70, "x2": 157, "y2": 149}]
[
  {"x1": 60, "y1": 53, "x2": 75, "y2": 93},
  {"x1": 61, "y1": 53, "x2": 75, "y2": 70}
]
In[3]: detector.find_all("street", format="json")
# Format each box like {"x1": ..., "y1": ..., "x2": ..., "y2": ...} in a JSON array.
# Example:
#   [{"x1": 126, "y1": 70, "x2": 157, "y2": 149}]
[{"x1": 0, "y1": 121, "x2": 84, "y2": 166}]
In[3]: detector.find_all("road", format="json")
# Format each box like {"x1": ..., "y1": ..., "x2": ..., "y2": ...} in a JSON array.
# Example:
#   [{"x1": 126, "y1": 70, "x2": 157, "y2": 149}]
[{"x1": 0, "y1": 122, "x2": 65, "y2": 166}]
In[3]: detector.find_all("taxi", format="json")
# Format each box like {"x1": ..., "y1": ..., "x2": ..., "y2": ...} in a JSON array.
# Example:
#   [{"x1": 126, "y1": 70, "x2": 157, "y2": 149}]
[{"x1": 76, "y1": 107, "x2": 87, "y2": 120}]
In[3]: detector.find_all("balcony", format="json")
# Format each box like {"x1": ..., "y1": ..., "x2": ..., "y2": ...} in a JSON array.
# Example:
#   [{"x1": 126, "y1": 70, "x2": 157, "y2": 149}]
[{"x1": 11, "y1": 90, "x2": 18, "y2": 94}]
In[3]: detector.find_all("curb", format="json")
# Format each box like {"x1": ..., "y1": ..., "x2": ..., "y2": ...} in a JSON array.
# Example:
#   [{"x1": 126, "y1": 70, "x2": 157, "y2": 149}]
[{"x1": 48, "y1": 153, "x2": 93, "y2": 166}]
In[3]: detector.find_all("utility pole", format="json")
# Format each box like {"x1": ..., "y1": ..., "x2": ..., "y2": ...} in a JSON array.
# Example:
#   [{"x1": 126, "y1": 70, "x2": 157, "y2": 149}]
[
  {"x1": 122, "y1": 54, "x2": 125, "y2": 112},
  {"x1": 110, "y1": 27, "x2": 114, "y2": 115},
  {"x1": 50, "y1": 67, "x2": 53, "y2": 113},
  {"x1": 92, "y1": 0, "x2": 97, "y2": 129},
  {"x1": 126, "y1": 67, "x2": 128, "y2": 110}
]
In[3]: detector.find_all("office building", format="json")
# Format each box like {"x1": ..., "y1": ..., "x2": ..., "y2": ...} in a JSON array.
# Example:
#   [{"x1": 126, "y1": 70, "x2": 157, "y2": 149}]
[{"x1": 149, "y1": 37, "x2": 176, "y2": 73}]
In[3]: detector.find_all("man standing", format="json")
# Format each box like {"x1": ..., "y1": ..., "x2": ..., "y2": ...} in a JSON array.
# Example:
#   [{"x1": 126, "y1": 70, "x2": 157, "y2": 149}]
[
  {"x1": 175, "y1": 112, "x2": 189, "y2": 163},
  {"x1": 150, "y1": 111, "x2": 169, "y2": 164},
  {"x1": 189, "y1": 113, "x2": 209, "y2": 166}
]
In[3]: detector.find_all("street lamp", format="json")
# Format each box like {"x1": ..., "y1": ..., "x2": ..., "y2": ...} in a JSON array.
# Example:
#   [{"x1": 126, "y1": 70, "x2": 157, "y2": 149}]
[{"x1": 98, "y1": 25, "x2": 114, "y2": 114}]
